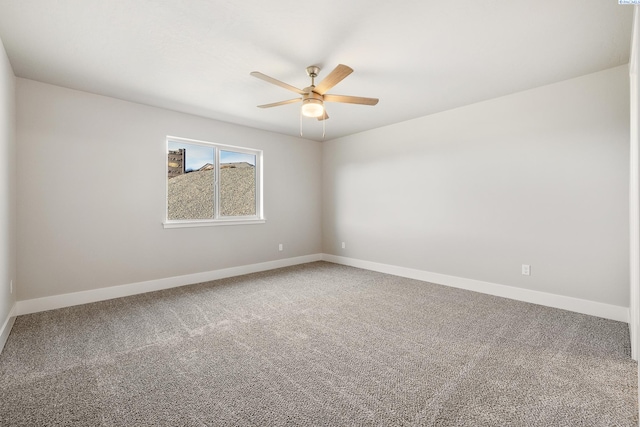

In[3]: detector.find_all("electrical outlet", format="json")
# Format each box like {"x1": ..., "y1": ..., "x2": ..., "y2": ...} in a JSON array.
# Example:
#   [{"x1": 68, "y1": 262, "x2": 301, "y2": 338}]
[
  {"x1": 341, "y1": 242, "x2": 346, "y2": 249},
  {"x1": 522, "y1": 264, "x2": 531, "y2": 276},
  {"x1": 278, "y1": 243, "x2": 283, "y2": 252}
]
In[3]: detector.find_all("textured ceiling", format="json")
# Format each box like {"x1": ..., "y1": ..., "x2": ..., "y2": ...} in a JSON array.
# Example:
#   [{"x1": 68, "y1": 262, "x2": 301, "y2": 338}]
[{"x1": 0, "y1": 1, "x2": 634, "y2": 141}]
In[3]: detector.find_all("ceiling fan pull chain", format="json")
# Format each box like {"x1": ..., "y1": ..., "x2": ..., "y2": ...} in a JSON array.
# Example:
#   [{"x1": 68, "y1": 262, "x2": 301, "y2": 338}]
[
  {"x1": 322, "y1": 114, "x2": 326, "y2": 139},
  {"x1": 299, "y1": 109, "x2": 304, "y2": 137}
]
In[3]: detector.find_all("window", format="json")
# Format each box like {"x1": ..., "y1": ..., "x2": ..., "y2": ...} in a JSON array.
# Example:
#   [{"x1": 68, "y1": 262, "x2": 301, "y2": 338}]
[{"x1": 163, "y1": 136, "x2": 263, "y2": 228}]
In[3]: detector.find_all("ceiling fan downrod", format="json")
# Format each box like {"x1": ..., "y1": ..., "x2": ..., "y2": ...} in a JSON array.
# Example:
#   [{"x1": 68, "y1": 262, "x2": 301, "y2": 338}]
[{"x1": 306, "y1": 66, "x2": 320, "y2": 87}]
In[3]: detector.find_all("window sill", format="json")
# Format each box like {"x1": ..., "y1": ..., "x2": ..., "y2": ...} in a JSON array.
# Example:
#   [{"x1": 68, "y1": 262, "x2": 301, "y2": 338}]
[{"x1": 163, "y1": 218, "x2": 266, "y2": 229}]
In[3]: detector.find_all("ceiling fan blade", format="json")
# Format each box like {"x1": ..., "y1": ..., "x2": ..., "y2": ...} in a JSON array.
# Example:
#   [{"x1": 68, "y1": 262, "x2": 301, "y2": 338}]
[
  {"x1": 323, "y1": 94, "x2": 379, "y2": 106},
  {"x1": 317, "y1": 110, "x2": 329, "y2": 121},
  {"x1": 250, "y1": 71, "x2": 306, "y2": 95},
  {"x1": 257, "y1": 98, "x2": 302, "y2": 108},
  {"x1": 314, "y1": 64, "x2": 353, "y2": 95}
]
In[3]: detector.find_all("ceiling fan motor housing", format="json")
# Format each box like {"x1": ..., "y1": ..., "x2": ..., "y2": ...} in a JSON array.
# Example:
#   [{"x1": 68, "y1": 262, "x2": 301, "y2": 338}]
[{"x1": 303, "y1": 91, "x2": 322, "y2": 102}]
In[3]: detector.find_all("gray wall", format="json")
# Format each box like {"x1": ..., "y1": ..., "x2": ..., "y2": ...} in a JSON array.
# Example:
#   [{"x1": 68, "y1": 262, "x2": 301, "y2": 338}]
[
  {"x1": 323, "y1": 66, "x2": 630, "y2": 307},
  {"x1": 16, "y1": 79, "x2": 322, "y2": 300},
  {"x1": 12, "y1": 65, "x2": 632, "y2": 309},
  {"x1": 0, "y1": 37, "x2": 15, "y2": 325}
]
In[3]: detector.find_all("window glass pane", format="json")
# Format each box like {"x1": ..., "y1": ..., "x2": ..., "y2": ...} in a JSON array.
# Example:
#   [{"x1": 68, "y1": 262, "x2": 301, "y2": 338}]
[
  {"x1": 219, "y1": 150, "x2": 256, "y2": 217},
  {"x1": 167, "y1": 142, "x2": 215, "y2": 220}
]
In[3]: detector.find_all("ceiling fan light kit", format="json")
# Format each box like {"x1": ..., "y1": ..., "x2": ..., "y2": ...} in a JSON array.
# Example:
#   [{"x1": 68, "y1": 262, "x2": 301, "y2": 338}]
[
  {"x1": 301, "y1": 95, "x2": 324, "y2": 118},
  {"x1": 251, "y1": 64, "x2": 378, "y2": 125}
]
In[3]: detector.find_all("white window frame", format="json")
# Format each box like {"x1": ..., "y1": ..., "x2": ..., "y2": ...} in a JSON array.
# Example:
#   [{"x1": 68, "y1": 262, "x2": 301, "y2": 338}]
[{"x1": 163, "y1": 136, "x2": 265, "y2": 228}]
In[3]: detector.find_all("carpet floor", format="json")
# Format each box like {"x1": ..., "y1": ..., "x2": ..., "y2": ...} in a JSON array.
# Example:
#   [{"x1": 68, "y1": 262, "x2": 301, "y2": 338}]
[{"x1": 0, "y1": 261, "x2": 637, "y2": 426}]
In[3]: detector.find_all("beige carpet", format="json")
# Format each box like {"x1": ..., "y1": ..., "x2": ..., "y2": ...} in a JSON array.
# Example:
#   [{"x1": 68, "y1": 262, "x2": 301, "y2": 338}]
[{"x1": 0, "y1": 261, "x2": 636, "y2": 426}]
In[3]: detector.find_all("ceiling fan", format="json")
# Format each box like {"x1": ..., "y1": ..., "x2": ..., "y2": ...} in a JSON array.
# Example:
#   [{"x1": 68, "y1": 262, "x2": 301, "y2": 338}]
[{"x1": 250, "y1": 64, "x2": 378, "y2": 121}]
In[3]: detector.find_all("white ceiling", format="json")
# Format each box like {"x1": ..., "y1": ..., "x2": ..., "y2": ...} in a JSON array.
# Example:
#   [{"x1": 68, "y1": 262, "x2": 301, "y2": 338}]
[{"x1": 0, "y1": 1, "x2": 633, "y2": 141}]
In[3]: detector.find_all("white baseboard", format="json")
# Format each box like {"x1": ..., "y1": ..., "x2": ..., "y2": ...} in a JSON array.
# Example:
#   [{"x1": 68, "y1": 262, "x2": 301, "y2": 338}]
[
  {"x1": 13, "y1": 252, "x2": 629, "y2": 323},
  {"x1": 0, "y1": 303, "x2": 16, "y2": 354},
  {"x1": 16, "y1": 254, "x2": 323, "y2": 316},
  {"x1": 322, "y1": 254, "x2": 629, "y2": 323}
]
